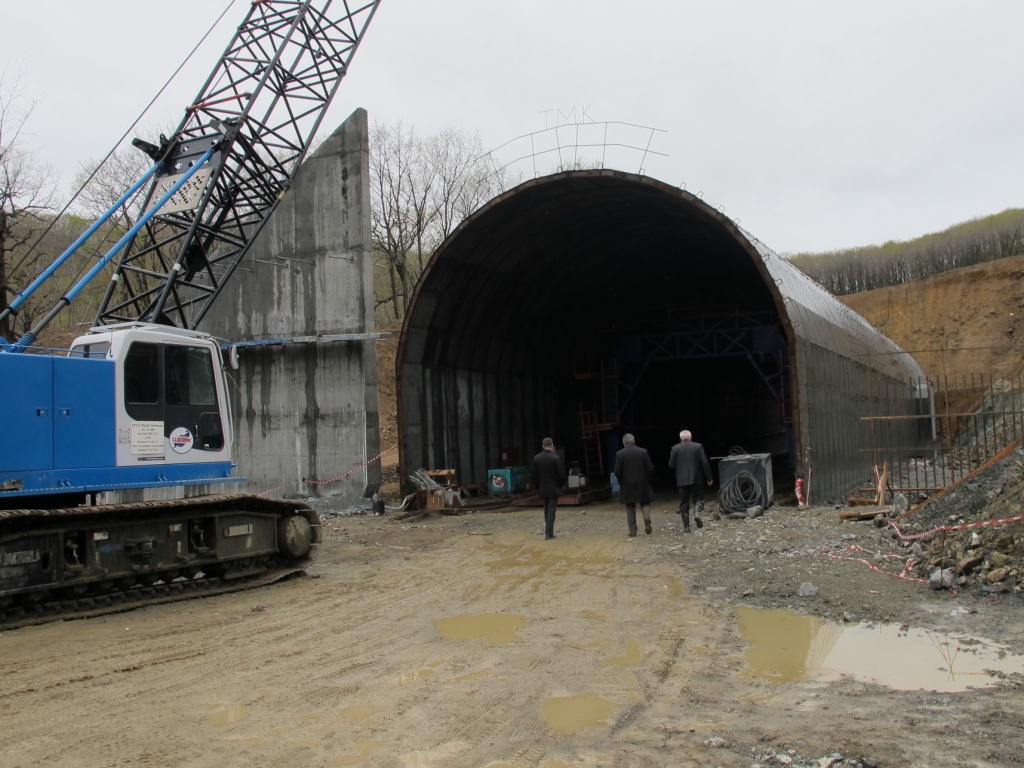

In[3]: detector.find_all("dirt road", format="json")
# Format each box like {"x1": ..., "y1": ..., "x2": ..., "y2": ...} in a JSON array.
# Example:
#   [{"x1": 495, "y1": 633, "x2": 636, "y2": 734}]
[{"x1": 2, "y1": 498, "x2": 1023, "y2": 768}]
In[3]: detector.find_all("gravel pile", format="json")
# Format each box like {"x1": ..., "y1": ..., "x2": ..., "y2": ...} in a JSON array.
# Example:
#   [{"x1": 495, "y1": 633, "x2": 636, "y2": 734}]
[
  {"x1": 898, "y1": 447, "x2": 1024, "y2": 593},
  {"x1": 744, "y1": 750, "x2": 874, "y2": 768},
  {"x1": 303, "y1": 494, "x2": 380, "y2": 519}
]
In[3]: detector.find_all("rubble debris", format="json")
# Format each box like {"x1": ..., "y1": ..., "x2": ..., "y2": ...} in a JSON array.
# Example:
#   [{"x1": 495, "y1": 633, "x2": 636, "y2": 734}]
[
  {"x1": 898, "y1": 440, "x2": 1019, "y2": 521},
  {"x1": 895, "y1": 447, "x2": 1024, "y2": 592},
  {"x1": 798, "y1": 582, "x2": 817, "y2": 597},
  {"x1": 747, "y1": 750, "x2": 872, "y2": 768},
  {"x1": 928, "y1": 568, "x2": 955, "y2": 590},
  {"x1": 891, "y1": 492, "x2": 909, "y2": 517}
]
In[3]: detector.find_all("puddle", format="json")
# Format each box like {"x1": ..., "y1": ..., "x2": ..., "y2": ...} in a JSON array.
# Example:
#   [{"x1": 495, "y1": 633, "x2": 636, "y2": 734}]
[
  {"x1": 340, "y1": 705, "x2": 382, "y2": 721},
  {"x1": 602, "y1": 639, "x2": 642, "y2": 667},
  {"x1": 331, "y1": 740, "x2": 384, "y2": 766},
  {"x1": 451, "y1": 669, "x2": 490, "y2": 683},
  {"x1": 485, "y1": 547, "x2": 616, "y2": 571},
  {"x1": 664, "y1": 578, "x2": 684, "y2": 597},
  {"x1": 736, "y1": 606, "x2": 1024, "y2": 692},
  {"x1": 434, "y1": 613, "x2": 526, "y2": 644},
  {"x1": 541, "y1": 693, "x2": 618, "y2": 735},
  {"x1": 417, "y1": 668, "x2": 437, "y2": 680},
  {"x1": 209, "y1": 706, "x2": 250, "y2": 727},
  {"x1": 580, "y1": 610, "x2": 606, "y2": 620}
]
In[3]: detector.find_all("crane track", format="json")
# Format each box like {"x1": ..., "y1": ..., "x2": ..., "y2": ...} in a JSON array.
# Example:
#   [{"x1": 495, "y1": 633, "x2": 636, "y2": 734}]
[
  {"x1": 0, "y1": 493, "x2": 321, "y2": 631},
  {"x1": 0, "y1": 562, "x2": 309, "y2": 631}
]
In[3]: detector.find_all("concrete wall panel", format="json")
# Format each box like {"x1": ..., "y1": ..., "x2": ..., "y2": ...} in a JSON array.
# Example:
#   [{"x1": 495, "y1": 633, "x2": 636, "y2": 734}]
[{"x1": 203, "y1": 108, "x2": 380, "y2": 498}]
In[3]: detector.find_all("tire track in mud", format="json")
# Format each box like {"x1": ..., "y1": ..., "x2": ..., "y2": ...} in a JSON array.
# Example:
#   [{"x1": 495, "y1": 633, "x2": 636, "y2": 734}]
[{"x1": 1, "y1": 517, "x2": 724, "y2": 768}]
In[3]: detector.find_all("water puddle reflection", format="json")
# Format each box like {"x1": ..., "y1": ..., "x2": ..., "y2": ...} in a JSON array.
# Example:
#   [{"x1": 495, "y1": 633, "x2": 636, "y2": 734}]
[
  {"x1": 434, "y1": 613, "x2": 526, "y2": 644},
  {"x1": 541, "y1": 693, "x2": 618, "y2": 735},
  {"x1": 209, "y1": 705, "x2": 249, "y2": 727},
  {"x1": 736, "y1": 606, "x2": 1024, "y2": 692},
  {"x1": 485, "y1": 547, "x2": 616, "y2": 571}
]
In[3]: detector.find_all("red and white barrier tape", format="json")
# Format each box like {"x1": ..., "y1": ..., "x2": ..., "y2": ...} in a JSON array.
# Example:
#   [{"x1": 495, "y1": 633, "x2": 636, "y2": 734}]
[
  {"x1": 890, "y1": 513, "x2": 1024, "y2": 542},
  {"x1": 257, "y1": 444, "x2": 397, "y2": 498},
  {"x1": 823, "y1": 544, "x2": 928, "y2": 585}
]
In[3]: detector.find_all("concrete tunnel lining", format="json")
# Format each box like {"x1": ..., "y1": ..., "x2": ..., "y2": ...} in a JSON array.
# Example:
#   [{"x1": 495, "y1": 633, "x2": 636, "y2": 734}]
[{"x1": 397, "y1": 170, "x2": 925, "y2": 499}]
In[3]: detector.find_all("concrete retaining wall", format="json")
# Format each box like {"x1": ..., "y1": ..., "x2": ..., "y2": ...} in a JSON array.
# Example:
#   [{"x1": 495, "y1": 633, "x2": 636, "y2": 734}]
[{"x1": 202, "y1": 108, "x2": 381, "y2": 498}]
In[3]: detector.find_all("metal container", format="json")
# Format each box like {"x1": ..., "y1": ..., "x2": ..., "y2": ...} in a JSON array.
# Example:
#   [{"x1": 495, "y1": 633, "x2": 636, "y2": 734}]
[
  {"x1": 488, "y1": 467, "x2": 529, "y2": 495},
  {"x1": 718, "y1": 453, "x2": 773, "y2": 507}
]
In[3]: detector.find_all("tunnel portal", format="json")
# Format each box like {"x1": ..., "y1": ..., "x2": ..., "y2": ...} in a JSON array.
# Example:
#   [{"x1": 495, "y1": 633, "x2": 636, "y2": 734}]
[{"x1": 397, "y1": 171, "x2": 924, "y2": 499}]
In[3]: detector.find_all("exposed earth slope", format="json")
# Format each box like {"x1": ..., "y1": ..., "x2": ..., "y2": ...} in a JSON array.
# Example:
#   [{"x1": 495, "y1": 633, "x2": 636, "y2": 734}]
[{"x1": 840, "y1": 255, "x2": 1024, "y2": 380}]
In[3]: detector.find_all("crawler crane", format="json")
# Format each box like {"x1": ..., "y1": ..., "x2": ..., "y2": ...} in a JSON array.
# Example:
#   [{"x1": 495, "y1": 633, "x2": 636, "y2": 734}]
[{"x1": 0, "y1": 0, "x2": 380, "y2": 624}]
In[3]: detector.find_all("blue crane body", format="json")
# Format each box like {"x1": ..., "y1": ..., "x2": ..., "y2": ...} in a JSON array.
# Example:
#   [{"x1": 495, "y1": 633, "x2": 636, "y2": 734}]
[{"x1": 0, "y1": 0, "x2": 380, "y2": 620}]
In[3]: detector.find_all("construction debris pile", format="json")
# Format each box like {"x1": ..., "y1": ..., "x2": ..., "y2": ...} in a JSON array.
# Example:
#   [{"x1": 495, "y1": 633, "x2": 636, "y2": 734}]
[{"x1": 898, "y1": 447, "x2": 1024, "y2": 593}]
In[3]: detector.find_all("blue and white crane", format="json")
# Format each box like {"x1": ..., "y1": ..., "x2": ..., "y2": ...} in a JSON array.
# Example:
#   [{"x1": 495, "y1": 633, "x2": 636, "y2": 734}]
[{"x1": 0, "y1": 0, "x2": 380, "y2": 622}]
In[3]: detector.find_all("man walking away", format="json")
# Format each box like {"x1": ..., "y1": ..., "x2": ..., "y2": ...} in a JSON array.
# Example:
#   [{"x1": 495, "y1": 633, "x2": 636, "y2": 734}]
[
  {"x1": 530, "y1": 438, "x2": 566, "y2": 540},
  {"x1": 613, "y1": 433, "x2": 655, "y2": 537},
  {"x1": 668, "y1": 430, "x2": 713, "y2": 532}
]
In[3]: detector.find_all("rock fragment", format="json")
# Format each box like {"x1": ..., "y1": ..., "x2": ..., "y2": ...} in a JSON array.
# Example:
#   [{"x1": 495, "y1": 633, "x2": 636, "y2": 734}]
[{"x1": 928, "y1": 568, "x2": 954, "y2": 590}]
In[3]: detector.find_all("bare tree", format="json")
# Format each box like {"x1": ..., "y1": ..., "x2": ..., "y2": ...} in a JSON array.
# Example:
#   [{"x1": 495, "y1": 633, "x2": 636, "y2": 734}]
[
  {"x1": 72, "y1": 144, "x2": 152, "y2": 228},
  {"x1": 370, "y1": 122, "x2": 517, "y2": 321},
  {"x1": 0, "y1": 68, "x2": 59, "y2": 340},
  {"x1": 370, "y1": 121, "x2": 419, "y2": 319}
]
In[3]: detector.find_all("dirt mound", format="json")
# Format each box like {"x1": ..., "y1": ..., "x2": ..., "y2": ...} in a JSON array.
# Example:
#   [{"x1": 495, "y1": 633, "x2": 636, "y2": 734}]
[
  {"x1": 374, "y1": 319, "x2": 402, "y2": 499},
  {"x1": 899, "y1": 447, "x2": 1024, "y2": 593},
  {"x1": 375, "y1": 318, "x2": 401, "y2": 450},
  {"x1": 841, "y1": 255, "x2": 1024, "y2": 379}
]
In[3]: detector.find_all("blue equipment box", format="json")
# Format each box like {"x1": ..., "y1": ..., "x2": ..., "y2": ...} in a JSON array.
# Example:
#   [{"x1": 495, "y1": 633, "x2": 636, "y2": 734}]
[{"x1": 488, "y1": 466, "x2": 528, "y2": 496}]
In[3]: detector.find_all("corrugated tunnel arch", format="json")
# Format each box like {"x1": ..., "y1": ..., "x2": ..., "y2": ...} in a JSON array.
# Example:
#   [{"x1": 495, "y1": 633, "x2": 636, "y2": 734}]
[{"x1": 397, "y1": 170, "x2": 926, "y2": 500}]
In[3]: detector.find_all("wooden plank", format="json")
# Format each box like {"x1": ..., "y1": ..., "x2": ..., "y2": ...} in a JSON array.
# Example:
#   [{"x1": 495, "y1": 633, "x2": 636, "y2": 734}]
[{"x1": 897, "y1": 440, "x2": 1020, "y2": 521}]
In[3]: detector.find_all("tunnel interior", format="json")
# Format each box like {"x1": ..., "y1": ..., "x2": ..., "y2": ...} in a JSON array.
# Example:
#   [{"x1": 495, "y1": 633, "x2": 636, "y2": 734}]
[{"x1": 399, "y1": 172, "x2": 797, "y2": 492}]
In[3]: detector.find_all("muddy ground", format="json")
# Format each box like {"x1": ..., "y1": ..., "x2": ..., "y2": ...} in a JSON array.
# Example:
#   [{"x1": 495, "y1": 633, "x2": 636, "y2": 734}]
[{"x1": 2, "y1": 496, "x2": 1023, "y2": 768}]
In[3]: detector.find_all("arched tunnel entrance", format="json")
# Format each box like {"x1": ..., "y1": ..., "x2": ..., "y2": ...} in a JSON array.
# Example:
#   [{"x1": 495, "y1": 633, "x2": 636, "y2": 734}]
[{"x1": 397, "y1": 170, "x2": 800, "y2": 494}]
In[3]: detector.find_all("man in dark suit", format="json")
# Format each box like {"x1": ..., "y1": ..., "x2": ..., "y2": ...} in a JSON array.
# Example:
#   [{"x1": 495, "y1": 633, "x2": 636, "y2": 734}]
[
  {"x1": 668, "y1": 429, "x2": 713, "y2": 532},
  {"x1": 530, "y1": 437, "x2": 566, "y2": 540},
  {"x1": 613, "y1": 433, "x2": 655, "y2": 537}
]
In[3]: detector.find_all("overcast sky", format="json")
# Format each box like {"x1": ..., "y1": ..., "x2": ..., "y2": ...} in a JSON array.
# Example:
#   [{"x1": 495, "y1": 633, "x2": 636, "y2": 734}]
[{"x1": 2, "y1": 0, "x2": 1023, "y2": 253}]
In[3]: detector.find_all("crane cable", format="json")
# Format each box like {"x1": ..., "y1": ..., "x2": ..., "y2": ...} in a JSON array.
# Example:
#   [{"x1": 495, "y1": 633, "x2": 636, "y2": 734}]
[{"x1": 1, "y1": 0, "x2": 238, "y2": 300}]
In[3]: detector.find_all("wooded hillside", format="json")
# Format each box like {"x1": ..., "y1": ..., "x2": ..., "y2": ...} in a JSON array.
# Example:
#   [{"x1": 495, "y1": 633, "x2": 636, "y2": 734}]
[{"x1": 790, "y1": 208, "x2": 1024, "y2": 295}]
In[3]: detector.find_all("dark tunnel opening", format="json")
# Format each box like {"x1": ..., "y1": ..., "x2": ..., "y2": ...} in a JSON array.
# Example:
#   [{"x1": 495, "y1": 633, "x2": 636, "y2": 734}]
[{"x1": 398, "y1": 171, "x2": 801, "y2": 494}]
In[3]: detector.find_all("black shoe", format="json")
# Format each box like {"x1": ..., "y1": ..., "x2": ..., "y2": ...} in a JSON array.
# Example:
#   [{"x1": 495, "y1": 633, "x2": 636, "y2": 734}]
[
  {"x1": 644, "y1": 520, "x2": 652, "y2": 535},
  {"x1": 683, "y1": 525, "x2": 692, "y2": 533},
  {"x1": 545, "y1": 534, "x2": 555, "y2": 540},
  {"x1": 695, "y1": 516, "x2": 704, "y2": 529},
  {"x1": 628, "y1": 532, "x2": 637, "y2": 537}
]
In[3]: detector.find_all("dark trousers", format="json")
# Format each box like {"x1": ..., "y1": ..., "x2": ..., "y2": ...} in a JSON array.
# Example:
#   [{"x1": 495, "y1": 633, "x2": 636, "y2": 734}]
[
  {"x1": 543, "y1": 497, "x2": 558, "y2": 538},
  {"x1": 625, "y1": 503, "x2": 652, "y2": 536},
  {"x1": 677, "y1": 485, "x2": 704, "y2": 517}
]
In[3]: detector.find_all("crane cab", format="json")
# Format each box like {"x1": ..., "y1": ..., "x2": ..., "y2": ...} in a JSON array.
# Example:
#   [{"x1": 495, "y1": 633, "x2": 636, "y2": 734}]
[{"x1": 0, "y1": 324, "x2": 238, "y2": 504}]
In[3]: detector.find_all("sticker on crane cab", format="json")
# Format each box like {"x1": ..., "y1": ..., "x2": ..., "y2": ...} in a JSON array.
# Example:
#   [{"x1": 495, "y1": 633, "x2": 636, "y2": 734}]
[
  {"x1": 130, "y1": 421, "x2": 164, "y2": 456},
  {"x1": 169, "y1": 427, "x2": 194, "y2": 454}
]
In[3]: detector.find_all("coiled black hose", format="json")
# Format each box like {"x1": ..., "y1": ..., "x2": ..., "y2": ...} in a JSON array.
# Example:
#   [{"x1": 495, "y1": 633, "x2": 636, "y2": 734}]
[{"x1": 718, "y1": 471, "x2": 765, "y2": 515}]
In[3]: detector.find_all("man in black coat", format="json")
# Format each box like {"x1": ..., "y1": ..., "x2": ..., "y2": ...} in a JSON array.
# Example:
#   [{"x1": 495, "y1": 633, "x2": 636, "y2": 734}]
[
  {"x1": 530, "y1": 437, "x2": 567, "y2": 540},
  {"x1": 613, "y1": 433, "x2": 655, "y2": 537},
  {"x1": 668, "y1": 429, "x2": 713, "y2": 532}
]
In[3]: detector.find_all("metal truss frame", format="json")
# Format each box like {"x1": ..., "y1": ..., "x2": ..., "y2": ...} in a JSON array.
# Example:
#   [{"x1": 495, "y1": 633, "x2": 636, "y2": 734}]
[
  {"x1": 614, "y1": 313, "x2": 789, "y2": 418},
  {"x1": 96, "y1": 0, "x2": 380, "y2": 329}
]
